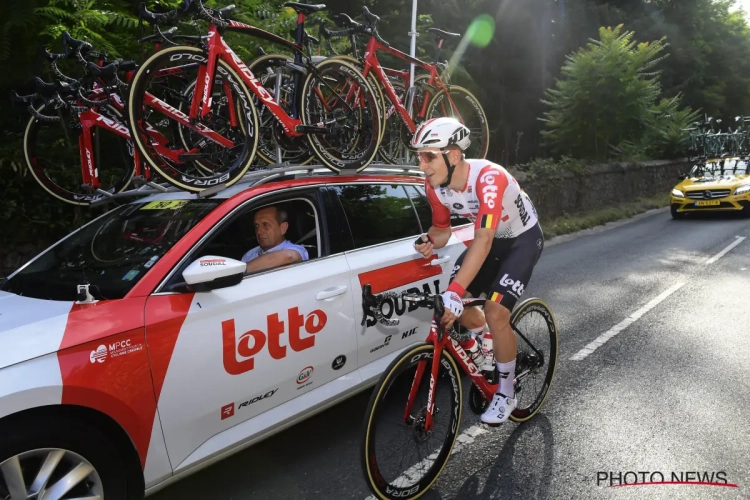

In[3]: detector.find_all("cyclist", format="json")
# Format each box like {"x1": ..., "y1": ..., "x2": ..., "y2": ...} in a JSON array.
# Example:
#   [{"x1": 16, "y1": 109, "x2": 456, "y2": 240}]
[{"x1": 411, "y1": 117, "x2": 544, "y2": 426}]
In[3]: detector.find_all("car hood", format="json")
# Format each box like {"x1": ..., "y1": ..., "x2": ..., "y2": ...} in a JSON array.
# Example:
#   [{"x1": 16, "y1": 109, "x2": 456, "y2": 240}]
[
  {"x1": 0, "y1": 291, "x2": 74, "y2": 370},
  {"x1": 679, "y1": 173, "x2": 750, "y2": 190}
]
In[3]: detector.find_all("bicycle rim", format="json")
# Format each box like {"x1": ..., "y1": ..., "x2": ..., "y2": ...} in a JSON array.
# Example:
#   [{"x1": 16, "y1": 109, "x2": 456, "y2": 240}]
[
  {"x1": 127, "y1": 45, "x2": 259, "y2": 192},
  {"x1": 23, "y1": 103, "x2": 134, "y2": 206},
  {"x1": 508, "y1": 298, "x2": 559, "y2": 422},
  {"x1": 426, "y1": 86, "x2": 489, "y2": 160},
  {"x1": 361, "y1": 343, "x2": 461, "y2": 500},
  {"x1": 246, "y1": 53, "x2": 314, "y2": 166},
  {"x1": 301, "y1": 58, "x2": 382, "y2": 172}
]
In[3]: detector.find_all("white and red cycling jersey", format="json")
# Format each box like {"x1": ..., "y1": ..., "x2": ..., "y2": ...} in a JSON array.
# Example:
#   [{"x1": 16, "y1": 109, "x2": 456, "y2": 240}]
[{"x1": 426, "y1": 159, "x2": 538, "y2": 239}]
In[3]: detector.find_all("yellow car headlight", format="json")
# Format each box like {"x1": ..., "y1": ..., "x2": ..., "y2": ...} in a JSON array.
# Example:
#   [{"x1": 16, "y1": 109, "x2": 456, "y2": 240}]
[
  {"x1": 734, "y1": 185, "x2": 750, "y2": 195},
  {"x1": 671, "y1": 189, "x2": 685, "y2": 198}
]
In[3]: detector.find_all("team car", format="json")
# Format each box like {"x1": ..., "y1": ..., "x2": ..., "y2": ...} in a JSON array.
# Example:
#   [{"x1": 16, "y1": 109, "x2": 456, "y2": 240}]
[
  {"x1": 0, "y1": 166, "x2": 480, "y2": 499},
  {"x1": 670, "y1": 157, "x2": 750, "y2": 219}
]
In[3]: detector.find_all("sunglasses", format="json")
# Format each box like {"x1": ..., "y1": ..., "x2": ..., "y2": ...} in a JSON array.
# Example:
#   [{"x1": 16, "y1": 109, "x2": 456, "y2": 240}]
[{"x1": 416, "y1": 150, "x2": 452, "y2": 163}]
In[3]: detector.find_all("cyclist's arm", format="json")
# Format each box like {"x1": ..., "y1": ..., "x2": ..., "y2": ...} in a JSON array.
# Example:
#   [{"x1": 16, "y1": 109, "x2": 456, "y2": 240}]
[
  {"x1": 245, "y1": 250, "x2": 302, "y2": 273},
  {"x1": 447, "y1": 166, "x2": 509, "y2": 296},
  {"x1": 425, "y1": 181, "x2": 452, "y2": 249}
]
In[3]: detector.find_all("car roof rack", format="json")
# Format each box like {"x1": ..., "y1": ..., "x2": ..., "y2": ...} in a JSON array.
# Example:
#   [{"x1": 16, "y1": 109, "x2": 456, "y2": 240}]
[{"x1": 89, "y1": 162, "x2": 424, "y2": 207}]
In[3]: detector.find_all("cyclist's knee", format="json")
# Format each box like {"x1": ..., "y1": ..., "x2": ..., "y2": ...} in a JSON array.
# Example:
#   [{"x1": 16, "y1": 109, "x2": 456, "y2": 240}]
[{"x1": 485, "y1": 300, "x2": 511, "y2": 325}]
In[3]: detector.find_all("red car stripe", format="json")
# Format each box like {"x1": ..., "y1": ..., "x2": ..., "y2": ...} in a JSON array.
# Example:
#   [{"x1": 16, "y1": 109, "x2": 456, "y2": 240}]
[
  {"x1": 358, "y1": 255, "x2": 443, "y2": 294},
  {"x1": 145, "y1": 294, "x2": 194, "y2": 400},
  {"x1": 58, "y1": 298, "x2": 153, "y2": 468}
]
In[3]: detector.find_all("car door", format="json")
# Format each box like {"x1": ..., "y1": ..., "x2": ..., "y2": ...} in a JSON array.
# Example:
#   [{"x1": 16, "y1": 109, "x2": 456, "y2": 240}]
[
  {"x1": 323, "y1": 182, "x2": 455, "y2": 380},
  {"x1": 144, "y1": 188, "x2": 358, "y2": 471}
]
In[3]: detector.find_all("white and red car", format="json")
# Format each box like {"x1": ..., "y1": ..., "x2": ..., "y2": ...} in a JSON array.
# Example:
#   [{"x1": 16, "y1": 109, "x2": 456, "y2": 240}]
[{"x1": 0, "y1": 168, "x2": 475, "y2": 499}]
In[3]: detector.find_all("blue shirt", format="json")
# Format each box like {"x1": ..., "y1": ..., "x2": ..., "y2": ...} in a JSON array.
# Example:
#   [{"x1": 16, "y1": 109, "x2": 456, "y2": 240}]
[{"x1": 240, "y1": 239, "x2": 309, "y2": 263}]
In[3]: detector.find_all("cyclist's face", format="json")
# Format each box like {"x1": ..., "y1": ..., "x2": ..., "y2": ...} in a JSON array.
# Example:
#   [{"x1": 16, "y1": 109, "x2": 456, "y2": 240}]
[
  {"x1": 254, "y1": 207, "x2": 287, "y2": 250},
  {"x1": 418, "y1": 148, "x2": 456, "y2": 187}
]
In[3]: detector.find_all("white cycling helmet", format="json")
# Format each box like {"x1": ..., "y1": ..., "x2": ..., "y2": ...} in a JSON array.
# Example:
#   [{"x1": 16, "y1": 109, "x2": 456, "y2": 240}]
[{"x1": 410, "y1": 117, "x2": 471, "y2": 151}]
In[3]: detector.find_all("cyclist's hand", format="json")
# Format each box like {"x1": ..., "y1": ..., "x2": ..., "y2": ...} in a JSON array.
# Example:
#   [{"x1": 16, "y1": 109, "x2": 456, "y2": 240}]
[
  {"x1": 414, "y1": 234, "x2": 433, "y2": 258},
  {"x1": 441, "y1": 291, "x2": 463, "y2": 328}
]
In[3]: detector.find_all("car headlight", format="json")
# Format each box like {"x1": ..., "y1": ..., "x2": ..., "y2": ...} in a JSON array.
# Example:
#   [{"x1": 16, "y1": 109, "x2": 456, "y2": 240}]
[
  {"x1": 671, "y1": 189, "x2": 685, "y2": 198},
  {"x1": 734, "y1": 185, "x2": 750, "y2": 195}
]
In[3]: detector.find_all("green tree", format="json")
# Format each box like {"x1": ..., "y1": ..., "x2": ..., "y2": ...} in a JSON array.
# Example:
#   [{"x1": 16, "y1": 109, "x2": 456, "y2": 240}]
[{"x1": 539, "y1": 24, "x2": 693, "y2": 161}]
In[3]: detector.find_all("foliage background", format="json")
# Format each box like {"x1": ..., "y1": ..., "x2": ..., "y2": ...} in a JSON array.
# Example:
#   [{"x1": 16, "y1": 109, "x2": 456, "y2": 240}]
[{"x1": 2, "y1": 0, "x2": 750, "y2": 251}]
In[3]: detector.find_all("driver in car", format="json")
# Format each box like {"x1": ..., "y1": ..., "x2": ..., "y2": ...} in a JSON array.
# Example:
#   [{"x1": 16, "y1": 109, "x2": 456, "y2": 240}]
[{"x1": 242, "y1": 205, "x2": 309, "y2": 273}]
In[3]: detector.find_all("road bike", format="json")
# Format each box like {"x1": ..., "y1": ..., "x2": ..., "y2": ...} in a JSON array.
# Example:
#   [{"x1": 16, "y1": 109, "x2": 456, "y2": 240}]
[
  {"x1": 319, "y1": 7, "x2": 490, "y2": 164},
  {"x1": 129, "y1": 0, "x2": 382, "y2": 193},
  {"x1": 359, "y1": 282, "x2": 558, "y2": 499}
]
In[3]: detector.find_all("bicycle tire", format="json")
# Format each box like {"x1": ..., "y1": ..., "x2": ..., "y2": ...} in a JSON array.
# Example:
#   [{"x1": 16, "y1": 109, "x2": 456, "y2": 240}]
[
  {"x1": 508, "y1": 298, "x2": 558, "y2": 423},
  {"x1": 300, "y1": 58, "x2": 382, "y2": 172},
  {"x1": 246, "y1": 53, "x2": 314, "y2": 166},
  {"x1": 23, "y1": 103, "x2": 134, "y2": 206},
  {"x1": 127, "y1": 45, "x2": 259, "y2": 193},
  {"x1": 361, "y1": 343, "x2": 462, "y2": 500},
  {"x1": 426, "y1": 85, "x2": 490, "y2": 160}
]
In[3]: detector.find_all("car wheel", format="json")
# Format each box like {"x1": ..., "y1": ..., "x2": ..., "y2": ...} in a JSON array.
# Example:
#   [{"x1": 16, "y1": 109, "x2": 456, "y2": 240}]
[
  {"x1": 670, "y1": 204, "x2": 686, "y2": 220},
  {"x1": 0, "y1": 414, "x2": 134, "y2": 500}
]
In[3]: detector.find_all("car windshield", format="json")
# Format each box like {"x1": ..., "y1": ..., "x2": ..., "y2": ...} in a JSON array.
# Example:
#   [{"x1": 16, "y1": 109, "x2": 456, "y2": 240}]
[
  {"x1": 690, "y1": 159, "x2": 750, "y2": 177},
  {"x1": 1, "y1": 199, "x2": 221, "y2": 301}
]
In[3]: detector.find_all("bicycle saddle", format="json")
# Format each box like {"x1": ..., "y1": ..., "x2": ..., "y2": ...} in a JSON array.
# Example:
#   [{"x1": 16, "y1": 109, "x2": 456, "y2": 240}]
[
  {"x1": 428, "y1": 28, "x2": 461, "y2": 38},
  {"x1": 283, "y1": 2, "x2": 326, "y2": 15}
]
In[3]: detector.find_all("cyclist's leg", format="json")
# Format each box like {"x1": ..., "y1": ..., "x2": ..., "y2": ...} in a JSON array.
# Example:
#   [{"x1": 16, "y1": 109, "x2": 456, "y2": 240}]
[{"x1": 481, "y1": 222, "x2": 544, "y2": 425}]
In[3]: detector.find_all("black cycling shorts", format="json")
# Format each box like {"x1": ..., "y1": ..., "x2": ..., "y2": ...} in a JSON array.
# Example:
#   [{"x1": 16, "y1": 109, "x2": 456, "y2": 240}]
[{"x1": 450, "y1": 222, "x2": 544, "y2": 311}]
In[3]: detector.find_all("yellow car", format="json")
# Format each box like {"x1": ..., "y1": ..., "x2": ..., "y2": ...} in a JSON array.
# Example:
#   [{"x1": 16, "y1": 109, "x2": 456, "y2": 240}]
[{"x1": 670, "y1": 158, "x2": 750, "y2": 219}]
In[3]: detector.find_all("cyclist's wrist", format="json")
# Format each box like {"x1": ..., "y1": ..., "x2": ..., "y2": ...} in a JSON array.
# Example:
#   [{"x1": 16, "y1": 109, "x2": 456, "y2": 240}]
[{"x1": 446, "y1": 281, "x2": 465, "y2": 297}]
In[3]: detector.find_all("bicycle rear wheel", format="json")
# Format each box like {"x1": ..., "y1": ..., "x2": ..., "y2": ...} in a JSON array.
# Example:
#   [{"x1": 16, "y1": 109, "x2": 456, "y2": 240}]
[
  {"x1": 509, "y1": 298, "x2": 558, "y2": 422},
  {"x1": 301, "y1": 58, "x2": 382, "y2": 172},
  {"x1": 361, "y1": 343, "x2": 461, "y2": 500},
  {"x1": 426, "y1": 85, "x2": 489, "y2": 160},
  {"x1": 127, "y1": 45, "x2": 259, "y2": 192},
  {"x1": 23, "y1": 103, "x2": 134, "y2": 206}
]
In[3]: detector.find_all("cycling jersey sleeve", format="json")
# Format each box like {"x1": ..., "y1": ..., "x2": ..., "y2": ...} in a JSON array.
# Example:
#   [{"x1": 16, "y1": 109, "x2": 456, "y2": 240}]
[
  {"x1": 425, "y1": 180, "x2": 451, "y2": 228},
  {"x1": 475, "y1": 165, "x2": 508, "y2": 231}
]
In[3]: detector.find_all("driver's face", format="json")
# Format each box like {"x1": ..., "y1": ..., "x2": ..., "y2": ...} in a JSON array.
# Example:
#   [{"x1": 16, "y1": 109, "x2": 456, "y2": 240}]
[{"x1": 254, "y1": 207, "x2": 286, "y2": 250}]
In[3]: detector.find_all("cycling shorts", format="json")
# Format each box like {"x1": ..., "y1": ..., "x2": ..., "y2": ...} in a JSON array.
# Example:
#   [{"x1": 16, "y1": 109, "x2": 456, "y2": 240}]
[{"x1": 450, "y1": 222, "x2": 544, "y2": 311}]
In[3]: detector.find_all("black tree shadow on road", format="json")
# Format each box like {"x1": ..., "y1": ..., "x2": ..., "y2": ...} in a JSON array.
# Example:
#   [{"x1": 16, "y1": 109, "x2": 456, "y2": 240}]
[{"x1": 452, "y1": 413, "x2": 555, "y2": 500}]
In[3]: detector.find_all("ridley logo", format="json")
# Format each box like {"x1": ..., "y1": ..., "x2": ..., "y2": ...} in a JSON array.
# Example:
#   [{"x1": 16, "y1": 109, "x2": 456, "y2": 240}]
[
  {"x1": 222, "y1": 308, "x2": 327, "y2": 375},
  {"x1": 221, "y1": 403, "x2": 235, "y2": 420},
  {"x1": 480, "y1": 170, "x2": 499, "y2": 209},
  {"x1": 238, "y1": 388, "x2": 278, "y2": 409}
]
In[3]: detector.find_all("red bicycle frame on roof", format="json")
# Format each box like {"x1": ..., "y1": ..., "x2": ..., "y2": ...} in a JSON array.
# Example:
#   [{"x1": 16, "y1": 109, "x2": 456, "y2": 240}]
[{"x1": 361, "y1": 35, "x2": 462, "y2": 133}]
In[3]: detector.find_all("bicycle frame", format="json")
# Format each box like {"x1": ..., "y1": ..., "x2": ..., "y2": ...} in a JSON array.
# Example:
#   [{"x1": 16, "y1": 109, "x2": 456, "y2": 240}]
[
  {"x1": 191, "y1": 19, "x2": 309, "y2": 137},
  {"x1": 362, "y1": 36, "x2": 460, "y2": 132}
]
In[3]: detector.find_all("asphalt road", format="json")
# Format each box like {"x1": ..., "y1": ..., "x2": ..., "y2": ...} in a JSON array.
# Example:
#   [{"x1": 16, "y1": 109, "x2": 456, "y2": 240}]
[{"x1": 150, "y1": 208, "x2": 750, "y2": 500}]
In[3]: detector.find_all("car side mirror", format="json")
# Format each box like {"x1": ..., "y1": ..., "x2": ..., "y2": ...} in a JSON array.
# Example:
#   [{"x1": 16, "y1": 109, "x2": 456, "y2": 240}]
[
  {"x1": 181, "y1": 255, "x2": 246, "y2": 292},
  {"x1": 678, "y1": 173, "x2": 687, "y2": 180}
]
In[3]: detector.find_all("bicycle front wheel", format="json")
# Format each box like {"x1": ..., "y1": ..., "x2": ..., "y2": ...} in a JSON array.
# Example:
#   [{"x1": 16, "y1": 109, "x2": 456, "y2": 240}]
[
  {"x1": 127, "y1": 45, "x2": 259, "y2": 192},
  {"x1": 301, "y1": 58, "x2": 382, "y2": 172},
  {"x1": 361, "y1": 343, "x2": 462, "y2": 500}
]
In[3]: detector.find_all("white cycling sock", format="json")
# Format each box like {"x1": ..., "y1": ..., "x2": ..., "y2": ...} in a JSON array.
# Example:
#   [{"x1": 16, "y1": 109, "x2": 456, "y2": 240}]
[
  {"x1": 496, "y1": 360, "x2": 515, "y2": 397},
  {"x1": 468, "y1": 325, "x2": 486, "y2": 339}
]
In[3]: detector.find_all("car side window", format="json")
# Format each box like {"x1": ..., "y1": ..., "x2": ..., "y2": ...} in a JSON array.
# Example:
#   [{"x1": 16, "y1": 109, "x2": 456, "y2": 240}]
[
  {"x1": 332, "y1": 184, "x2": 421, "y2": 249},
  {"x1": 161, "y1": 191, "x2": 324, "y2": 291},
  {"x1": 412, "y1": 185, "x2": 471, "y2": 227},
  {"x1": 404, "y1": 185, "x2": 431, "y2": 233}
]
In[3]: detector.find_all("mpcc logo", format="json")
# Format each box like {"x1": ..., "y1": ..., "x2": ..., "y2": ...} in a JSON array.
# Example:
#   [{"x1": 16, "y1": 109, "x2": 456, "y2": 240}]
[{"x1": 89, "y1": 345, "x2": 107, "y2": 364}]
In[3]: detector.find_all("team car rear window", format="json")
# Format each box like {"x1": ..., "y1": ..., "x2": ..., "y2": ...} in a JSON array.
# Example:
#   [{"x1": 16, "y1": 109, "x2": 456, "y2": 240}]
[{"x1": 1, "y1": 199, "x2": 221, "y2": 301}]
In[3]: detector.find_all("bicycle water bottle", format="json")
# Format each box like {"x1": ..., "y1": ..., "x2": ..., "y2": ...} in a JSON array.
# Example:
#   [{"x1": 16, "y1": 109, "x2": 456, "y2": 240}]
[
  {"x1": 480, "y1": 331, "x2": 498, "y2": 383},
  {"x1": 459, "y1": 337, "x2": 486, "y2": 367}
]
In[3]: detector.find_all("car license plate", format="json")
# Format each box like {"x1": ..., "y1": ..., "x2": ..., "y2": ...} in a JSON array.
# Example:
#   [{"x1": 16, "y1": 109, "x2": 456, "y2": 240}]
[{"x1": 696, "y1": 200, "x2": 721, "y2": 206}]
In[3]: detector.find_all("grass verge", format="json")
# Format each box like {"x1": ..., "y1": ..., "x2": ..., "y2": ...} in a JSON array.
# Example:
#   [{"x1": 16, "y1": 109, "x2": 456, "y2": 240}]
[{"x1": 539, "y1": 193, "x2": 670, "y2": 239}]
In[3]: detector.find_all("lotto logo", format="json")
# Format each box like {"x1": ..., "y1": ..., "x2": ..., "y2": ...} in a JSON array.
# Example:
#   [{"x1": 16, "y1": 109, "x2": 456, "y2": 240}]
[
  {"x1": 499, "y1": 273, "x2": 525, "y2": 296},
  {"x1": 480, "y1": 170, "x2": 498, "y2": 209}
]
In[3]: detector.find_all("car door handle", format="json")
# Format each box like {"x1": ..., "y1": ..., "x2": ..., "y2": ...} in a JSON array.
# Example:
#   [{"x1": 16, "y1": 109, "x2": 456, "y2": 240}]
[
  {"x1": 316, "y1": 285, "x2": 348, "y2": 300},
  {"x1": 431, "y1": 256, "x2": 451, "y2": 266}
]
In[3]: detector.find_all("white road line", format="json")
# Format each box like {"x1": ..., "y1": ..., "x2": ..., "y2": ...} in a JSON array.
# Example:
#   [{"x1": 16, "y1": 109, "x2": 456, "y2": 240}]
[
  {"x1": 569, "y1": 282, "x2": 686, "y2": 361},
  {"x1": 364, "y1": 424, "x2": 489, "y2": 499},
  {"x1": 706, "y1": 236, "x2": 746, "y2": 265}
]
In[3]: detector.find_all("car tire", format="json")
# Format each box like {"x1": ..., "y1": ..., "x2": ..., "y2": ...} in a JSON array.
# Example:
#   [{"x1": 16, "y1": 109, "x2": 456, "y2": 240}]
[
  {"x1": 670, "y1": 204, "x2": 686, "y2": 220},
  {"x1": 0, "y1": 413, "x2": 136, "y2": 500}
]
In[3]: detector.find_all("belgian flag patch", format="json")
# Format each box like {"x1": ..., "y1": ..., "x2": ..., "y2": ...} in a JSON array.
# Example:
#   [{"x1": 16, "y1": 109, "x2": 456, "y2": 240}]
[{"x1": 480, "y1": 214, "x2": 494, "y2": 229}]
